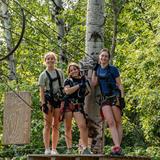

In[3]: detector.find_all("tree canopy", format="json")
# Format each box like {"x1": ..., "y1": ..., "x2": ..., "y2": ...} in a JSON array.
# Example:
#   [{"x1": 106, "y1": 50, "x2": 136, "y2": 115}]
[{"x1": 0, "y1": 0, "x2": 160, "y2": 159}]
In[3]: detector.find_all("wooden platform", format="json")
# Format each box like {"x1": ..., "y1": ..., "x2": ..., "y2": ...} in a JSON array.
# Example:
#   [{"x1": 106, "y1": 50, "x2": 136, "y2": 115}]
[{"x1": 27, "y1": 154, "x2": 151, "y2": 160}]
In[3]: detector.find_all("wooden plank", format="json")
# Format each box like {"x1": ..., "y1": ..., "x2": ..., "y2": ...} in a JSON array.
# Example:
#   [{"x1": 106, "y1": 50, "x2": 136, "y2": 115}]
[
  {"x1": 3, "y1": 91, "x2": 32, "y2": 145},
  {"x1": 27, "y1": 154, "x2": 151, "y2": 160}
]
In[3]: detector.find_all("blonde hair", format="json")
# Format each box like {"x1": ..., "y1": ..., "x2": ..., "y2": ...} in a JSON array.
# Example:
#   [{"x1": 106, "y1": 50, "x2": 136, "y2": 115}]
[
  {"x1": 67, "y1": 62, "x2": 80, "y2": 77},
  {"x1": 44, "y1": 52, "x2": 57, "y2": 61},
  {"x1": 43, "y1": 52, "x2": 57, "y2": 66}
]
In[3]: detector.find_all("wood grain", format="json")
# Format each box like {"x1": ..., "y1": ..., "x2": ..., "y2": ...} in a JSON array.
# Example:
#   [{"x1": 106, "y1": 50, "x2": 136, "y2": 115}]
[{"x1": 3, "y1": 91, "x2": 32, "y2": 145}]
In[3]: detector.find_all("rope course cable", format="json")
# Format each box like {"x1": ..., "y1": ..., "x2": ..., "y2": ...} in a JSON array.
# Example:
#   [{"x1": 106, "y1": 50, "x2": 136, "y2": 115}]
[
  {"x1": 0, "y1": 0, "x2": 26, "y2": 61},
  {"x1": 0, "y1": 24, "x2": 76, "y2": 62},
  {"x1": 0, "y1": 0, "x2": 96, "y2": 64},
  {"x1": 0, "y1": 4, "x2": 56, "y2": 52},
  {"x1": 0, "y1": 3, "x2": 65, "y2": 53},
  {"x1": 11, "y1": 0, "x2": 95, "y2": 61},
  {"x1": 0, "y1": 76, "x2": 32, "y2": 109},
  {"x1": 0, "y1": 25, "x2": 54, "y2": 52}
]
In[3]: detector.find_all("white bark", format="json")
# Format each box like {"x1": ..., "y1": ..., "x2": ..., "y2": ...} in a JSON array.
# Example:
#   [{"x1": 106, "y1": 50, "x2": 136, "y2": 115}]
[
  {"x1": 83, "y1": 0, "x2": 105, "y2": 154},
  {"x1": 0, "y1": 0, "x2": 16, "y2": 80},
  {"x1": 85, "y1": 0, "x2": 104, "y2": 61}
]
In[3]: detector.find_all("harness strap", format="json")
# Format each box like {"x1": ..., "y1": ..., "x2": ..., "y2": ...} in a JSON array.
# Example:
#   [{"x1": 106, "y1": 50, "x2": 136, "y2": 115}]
[
  {"x1": 45, "y1": 69, "x2": 63, "y2": 97},
  {"x1": 55, "y1": 69, "x2": 64, "y2": 97},
  {"x1": 97, "y1": 65, "x2": 120, "y2": 96}
]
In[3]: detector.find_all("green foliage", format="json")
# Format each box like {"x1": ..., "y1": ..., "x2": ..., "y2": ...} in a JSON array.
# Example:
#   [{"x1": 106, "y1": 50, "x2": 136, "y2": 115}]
[
  {"x1": 0, "y1": 0, "x2": 160, "y2": 159},
  {"x1": 108, "y1": 4, "x2": 160, "y2": 159}
]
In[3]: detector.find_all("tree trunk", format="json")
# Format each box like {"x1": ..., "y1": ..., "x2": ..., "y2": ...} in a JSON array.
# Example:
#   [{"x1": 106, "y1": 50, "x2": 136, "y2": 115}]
[
  {"x1": 110, "y1": 0, "x2": 128, "y2": 59},
  {"x1": 110, "y1": 0, "x2": 118, "y2": 59},
  {"x1": 83, "y1": 0, "x2": 105, "y2": 154},
  {"x1": 0, "y1": 0, "x2": 16, "y2": 80},
  {"x1": 50, "y1": 0, "x2": 65, "y2": 64}
]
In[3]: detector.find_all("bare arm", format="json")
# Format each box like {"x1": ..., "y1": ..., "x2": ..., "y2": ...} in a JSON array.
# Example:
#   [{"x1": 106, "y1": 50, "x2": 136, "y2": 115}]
[
  {"x1": 40, "y1": 86, "x2": 45, "y2": 104},
  {"x1": 91, "y1": 70, "x2": 98, "y2": 86},
  {"x1": 116, "y1": 76, "x2": 124, "y2": 98},
  {"x1": 64, "y1": 84, "x2": 80, "y2": 95}
]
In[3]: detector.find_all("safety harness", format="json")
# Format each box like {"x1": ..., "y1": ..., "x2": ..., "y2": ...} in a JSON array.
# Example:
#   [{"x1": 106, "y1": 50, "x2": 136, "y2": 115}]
[
  {"x1": 96, "y1": 64, "x2": 121, "y2": 105},
  {"x1": 60, "y1": 77, "x2": 90, "y2": 121},
  {"x1": 45, "y1": 69, "x2": 64, "y2": 107}
]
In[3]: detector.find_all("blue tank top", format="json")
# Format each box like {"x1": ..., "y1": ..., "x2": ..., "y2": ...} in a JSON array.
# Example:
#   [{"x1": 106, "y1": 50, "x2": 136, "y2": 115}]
[{"x1": 96, "y1": 65, "x2": 120, "y2": 96}]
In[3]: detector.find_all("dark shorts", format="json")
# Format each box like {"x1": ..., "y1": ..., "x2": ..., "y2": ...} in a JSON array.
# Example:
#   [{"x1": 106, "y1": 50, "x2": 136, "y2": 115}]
[
  {"x1": 101, "y1": 95, "x2": 120, "y2": 107},
  {"x1": 65, "y1": 102, "x2": 83, "y2": 112},
  {"x1": 45, "y1": 91, "x2": 61, "y2": 108},
  {"x1": 59, "y1": 101, "x2": 84, "y2": 121},
  {"x1": 100, "y1": 95, "x2": 122, "y2": 120},
  {"x1": 48, "y1": 100, "x2": 61, "y2": 108}
]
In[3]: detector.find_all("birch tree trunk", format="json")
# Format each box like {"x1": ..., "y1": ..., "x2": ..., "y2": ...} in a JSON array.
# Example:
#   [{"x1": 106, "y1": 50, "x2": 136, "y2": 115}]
[
  {"x1": 0, "y1": 0, "x2": 16, "y2": 80},
  {"x1": 50, "y1": 0, "x2": 65, "y2": 64},
  {"x1": 83, "y1": 0, "x2": 105, "y2": 154}
]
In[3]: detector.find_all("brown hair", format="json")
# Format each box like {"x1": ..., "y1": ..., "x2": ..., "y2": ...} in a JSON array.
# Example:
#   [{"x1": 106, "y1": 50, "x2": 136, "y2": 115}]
[
  {"x1": 99, "y1": 48, "x2": 110, "y2": 59},
  {"x1": 67, "y1": 62, "x2": 80, "y2": 77}
]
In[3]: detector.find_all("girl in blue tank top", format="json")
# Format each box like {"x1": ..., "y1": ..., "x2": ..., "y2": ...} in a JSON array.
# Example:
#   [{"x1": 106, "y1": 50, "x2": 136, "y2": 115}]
[{"x1": 92, "y1": 48, "x2": 125, "y2": 156}]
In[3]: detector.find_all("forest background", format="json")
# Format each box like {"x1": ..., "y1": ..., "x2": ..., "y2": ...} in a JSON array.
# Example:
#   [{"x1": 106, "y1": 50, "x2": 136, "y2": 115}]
[{"x1": 0, "y1": 0, "x2": 160, "y2": 159}]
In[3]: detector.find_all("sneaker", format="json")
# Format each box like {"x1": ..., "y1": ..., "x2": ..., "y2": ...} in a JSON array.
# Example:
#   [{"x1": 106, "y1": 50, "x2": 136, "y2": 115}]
[
  {"x1": 66, "y1": 148, "x2": 72, "y2": 154},
  {"x1": 44, "y1": 149, "x2": 51, "y2": 155},
  {"x1": 78, "y1": 144, "x2": 83, "y2": 154},
  {"x1": 110, "y1": 146, "x2": 123, "y2": 156},
  {"x1": 88, "y1": 148, "x2": 93, "y2": 154},
  {"x1": 82, "y1": 148, "x2": 92, "y2": 154},
  {"x1": 51, "y1": 149, "x2": 58, "y2": 155}
]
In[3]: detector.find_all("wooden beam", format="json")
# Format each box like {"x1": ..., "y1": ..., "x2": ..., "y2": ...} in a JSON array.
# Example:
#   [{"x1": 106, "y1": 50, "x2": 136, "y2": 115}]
[{"x1": 27, "y1": 154, "x2": 151, "y2": 160}]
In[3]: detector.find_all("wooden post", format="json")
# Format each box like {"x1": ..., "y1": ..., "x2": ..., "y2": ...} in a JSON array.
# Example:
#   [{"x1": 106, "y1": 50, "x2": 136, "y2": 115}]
[{"x1": 3, "y1": 91, "x2": 32, "y2": 145}]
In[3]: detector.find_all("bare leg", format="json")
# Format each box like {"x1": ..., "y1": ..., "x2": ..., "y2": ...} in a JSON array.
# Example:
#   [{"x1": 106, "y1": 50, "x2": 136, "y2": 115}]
[
  {"x1": 102, "y1": 105, "x2": 120, "y2": 147},
  {"x1": 64, "y1": 112, "x2": 73, "y2": 149},
  {"x1": 112, "y1": 106, "x2": 123, "y2": 144},
  {"x1": 52, "y1": 108, "x2": 60, "y2": 150},
  {"x1": 43, "y1": 110, "x2": 52, "y2": 150},
  {"x1": 74, "y1": 112, "x2": 88, "y2": 148}
]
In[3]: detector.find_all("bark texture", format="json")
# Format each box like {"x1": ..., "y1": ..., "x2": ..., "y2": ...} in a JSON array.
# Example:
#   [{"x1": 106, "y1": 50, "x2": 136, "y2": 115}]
[
  {"x1": 83, "y1": 0, "x2": 105, "y2": 154},
  {"x1": 50, "y1": 0, "x2": 66, "y2": 64},
  {"x1": 0, "y1": 0, "x2": 16, "y2": 80}
]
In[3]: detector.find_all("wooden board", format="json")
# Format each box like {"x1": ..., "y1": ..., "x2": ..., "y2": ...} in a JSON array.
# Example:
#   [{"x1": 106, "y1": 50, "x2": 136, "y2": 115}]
[
  {"x1": 3, "y1": 91, "x2": 32, "y2": 145},
  {"x1": 27, "y1": 154, "x2": 151, "y2": 160}
]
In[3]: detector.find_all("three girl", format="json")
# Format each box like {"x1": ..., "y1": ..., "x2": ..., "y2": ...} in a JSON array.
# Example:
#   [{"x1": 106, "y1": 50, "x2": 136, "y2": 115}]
[{"x1": 39, "y1": 49, "x2": 124, "y2": 155}]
